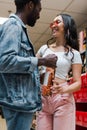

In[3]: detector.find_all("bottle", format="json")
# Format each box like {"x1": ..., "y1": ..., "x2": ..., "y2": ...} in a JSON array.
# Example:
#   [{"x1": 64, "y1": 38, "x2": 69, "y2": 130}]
[{"x1": 41, "y1": 67, "x2": 55, "y2": 96}]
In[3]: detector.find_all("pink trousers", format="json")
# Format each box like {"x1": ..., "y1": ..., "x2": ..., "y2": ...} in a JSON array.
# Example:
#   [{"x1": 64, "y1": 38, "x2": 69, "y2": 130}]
[{"x1": 36, "y1": 83, "x2": 76, "y2": 130}]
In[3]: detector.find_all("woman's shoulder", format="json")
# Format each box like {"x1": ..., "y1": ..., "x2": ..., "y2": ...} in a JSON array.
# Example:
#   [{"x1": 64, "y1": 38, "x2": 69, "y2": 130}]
[
  {"x1": 71, "y1": 49, "x2": 80, "y2": 55},
  {"x1": 71, "y1": 49, "x2": 82, "y2": 64},
  {"x1": 38, "y1": 44, "x2": 48, "y2": 52},
  {"x1": 37, "y1": 44, "x2": 48, "y2": 56},
  {"x1": 40, "y1": 44, "x2": 48, "y2": 49}
]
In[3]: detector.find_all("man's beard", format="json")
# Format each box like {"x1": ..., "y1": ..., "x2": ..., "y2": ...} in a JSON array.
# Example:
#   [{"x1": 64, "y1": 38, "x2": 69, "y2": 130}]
[{"x1": 27, "y1": 10, "x2": 37, "y2": 27}]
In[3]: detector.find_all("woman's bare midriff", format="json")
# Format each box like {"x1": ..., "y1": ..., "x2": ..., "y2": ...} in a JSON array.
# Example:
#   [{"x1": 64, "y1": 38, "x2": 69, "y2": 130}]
[{"x1": 54, "y1": 77, "x2": 67, "y2": 84}]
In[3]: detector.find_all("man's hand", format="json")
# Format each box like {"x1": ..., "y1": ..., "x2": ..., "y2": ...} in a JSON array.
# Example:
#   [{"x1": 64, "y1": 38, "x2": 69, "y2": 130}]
[{"x1": 38, "y1": 54, "x2": 57, "y2": 68}]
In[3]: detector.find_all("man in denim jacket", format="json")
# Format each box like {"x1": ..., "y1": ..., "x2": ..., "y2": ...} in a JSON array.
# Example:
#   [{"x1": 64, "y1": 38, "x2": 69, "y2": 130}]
[{"x1": 0, "y1": 0, "x2": 57, "y2": 130}]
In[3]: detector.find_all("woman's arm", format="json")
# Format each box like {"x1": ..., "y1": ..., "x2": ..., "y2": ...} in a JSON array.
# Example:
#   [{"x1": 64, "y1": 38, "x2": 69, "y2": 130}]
[{"x1": 63, "y1": 63, "x2": 82, "y2": 93}]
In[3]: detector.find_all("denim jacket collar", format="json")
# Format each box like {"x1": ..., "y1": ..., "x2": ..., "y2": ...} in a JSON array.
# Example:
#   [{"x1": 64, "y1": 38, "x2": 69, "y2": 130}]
[{"x1": 9, "y1": 13, "x2": 26, "y2": 29}]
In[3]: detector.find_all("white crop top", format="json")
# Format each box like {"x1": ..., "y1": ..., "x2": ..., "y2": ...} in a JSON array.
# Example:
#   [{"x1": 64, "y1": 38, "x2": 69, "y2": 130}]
[{"x1": 37, "y1": 45, "x2": 82, "y2": 80}]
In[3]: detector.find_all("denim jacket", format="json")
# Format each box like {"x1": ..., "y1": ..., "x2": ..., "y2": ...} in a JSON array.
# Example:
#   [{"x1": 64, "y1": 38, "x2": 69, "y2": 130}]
[{"x1": 0, "y1": 14, "x2": 42, "y2": 112}]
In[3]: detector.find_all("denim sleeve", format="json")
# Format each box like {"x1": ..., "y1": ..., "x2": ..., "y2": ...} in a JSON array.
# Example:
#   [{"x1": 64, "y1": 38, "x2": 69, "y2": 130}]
[{"x1": 0, "y1": 22, "x2": 38, "y2": 73}]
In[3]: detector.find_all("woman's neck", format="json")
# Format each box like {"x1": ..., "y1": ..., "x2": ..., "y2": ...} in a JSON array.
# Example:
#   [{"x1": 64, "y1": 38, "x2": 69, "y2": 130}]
[
  {"x1": 55, "y1": 38, "x2": 66, "y2": 46},
  {"x1": 49, "y1": 43, "x2": 65, "y2": 52}
]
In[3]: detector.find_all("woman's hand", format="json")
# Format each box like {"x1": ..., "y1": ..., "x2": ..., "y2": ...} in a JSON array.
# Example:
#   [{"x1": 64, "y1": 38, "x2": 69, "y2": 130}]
[{"x1": 51, "y1": 79, "x2": 68, "y2": 94}]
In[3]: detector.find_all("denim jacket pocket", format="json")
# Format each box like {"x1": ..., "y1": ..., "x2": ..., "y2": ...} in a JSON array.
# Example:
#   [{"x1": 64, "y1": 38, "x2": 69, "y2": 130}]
[
  {"x1": 20, "y1": 43, "x2": 31, "y2": 51},
  {"x1": 20, "y1": 42, "x2": 32, "y2": 57}
]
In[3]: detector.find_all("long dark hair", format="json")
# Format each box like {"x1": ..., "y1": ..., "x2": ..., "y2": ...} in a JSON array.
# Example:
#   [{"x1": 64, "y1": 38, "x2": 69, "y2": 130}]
[{"x1": 60, "y1": 14, "x2": 79, "y2": 51}]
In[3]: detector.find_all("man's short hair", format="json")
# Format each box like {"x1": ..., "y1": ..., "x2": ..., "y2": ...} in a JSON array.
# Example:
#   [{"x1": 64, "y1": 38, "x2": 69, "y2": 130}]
[{"x1": 14, "y1": 0, "x2": 40, "y2": 11}]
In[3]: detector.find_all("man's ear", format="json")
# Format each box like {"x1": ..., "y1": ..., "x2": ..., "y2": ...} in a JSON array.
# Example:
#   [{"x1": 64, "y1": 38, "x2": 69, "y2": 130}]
[{"x1": 28, "y1": 1, "x2": 34, "y2": 10}]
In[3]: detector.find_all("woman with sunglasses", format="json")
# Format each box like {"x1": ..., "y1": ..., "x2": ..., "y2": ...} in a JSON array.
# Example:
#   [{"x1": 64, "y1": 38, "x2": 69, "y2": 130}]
[{"x1": 36, "y1": 14, "x2": 82, "y2": 130}]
